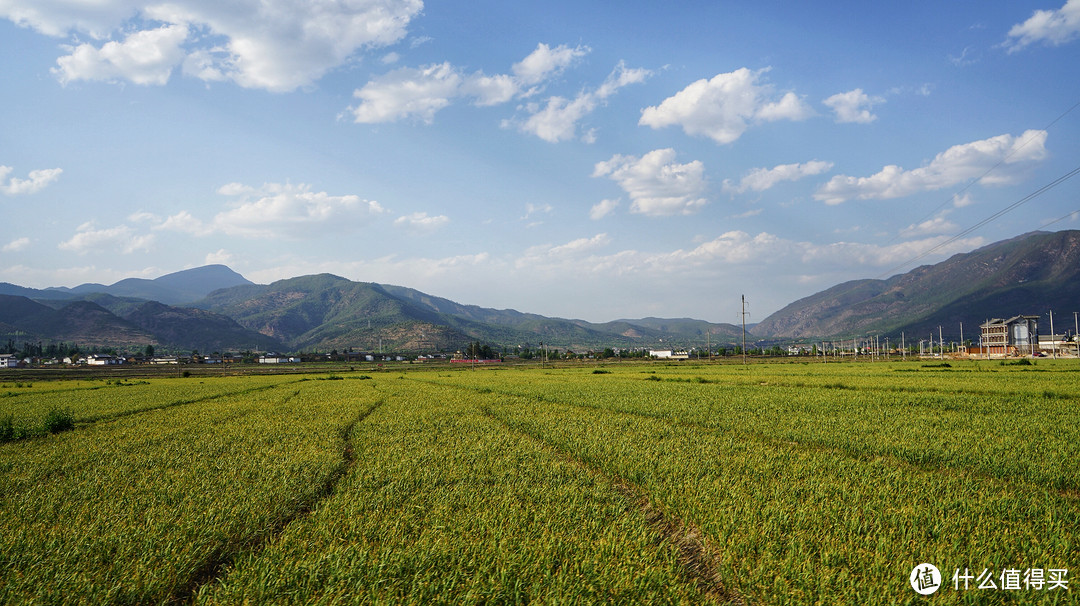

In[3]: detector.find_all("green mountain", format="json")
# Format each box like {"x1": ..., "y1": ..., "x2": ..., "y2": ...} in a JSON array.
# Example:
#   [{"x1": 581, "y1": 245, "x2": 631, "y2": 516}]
[
  {"x1": 0, "y1": 295, "x2": 158, "y2": 349},
  {"x1": 752, "y1": 230, "x2": 1080, "y2": 340},
  {"x1": 195, "y1": 275, "x2": 744, "y2": 352}
]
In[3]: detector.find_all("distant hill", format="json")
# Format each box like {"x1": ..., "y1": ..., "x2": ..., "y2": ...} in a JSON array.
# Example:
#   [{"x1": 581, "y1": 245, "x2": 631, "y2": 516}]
[
  {"x1": 2, "y1": 265, "x2": 255, "y2": 305},
  {"x1": 0, "y1": 295, "x2": 158, "y2": 348},
  {"x1": 7, "y1": 229, "x2": 1073, "y2": 354},
  {"x1": 752, "y1": 230, "x2": 1080, "y2": 340},
  {"x1": 194, "y1": 275, "x2": 744, "y2": 352}
]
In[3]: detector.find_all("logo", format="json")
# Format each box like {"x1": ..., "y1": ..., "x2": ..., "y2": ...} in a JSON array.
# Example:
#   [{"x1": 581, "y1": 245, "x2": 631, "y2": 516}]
[{"x1": 911, "y1": 563, "x2": 942, "y2": 595}]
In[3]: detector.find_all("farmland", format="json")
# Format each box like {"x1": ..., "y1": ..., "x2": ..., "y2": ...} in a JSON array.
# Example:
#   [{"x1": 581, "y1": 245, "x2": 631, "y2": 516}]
[{"x1": 1, "y1": 360, "x2": 1078, "y2": 604}]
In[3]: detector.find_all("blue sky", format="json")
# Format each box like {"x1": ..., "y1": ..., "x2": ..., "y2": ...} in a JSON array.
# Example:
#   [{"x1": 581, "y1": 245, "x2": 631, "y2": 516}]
[{"x1": 2, "y1": 1, "x2": 1080, "y2": 323}]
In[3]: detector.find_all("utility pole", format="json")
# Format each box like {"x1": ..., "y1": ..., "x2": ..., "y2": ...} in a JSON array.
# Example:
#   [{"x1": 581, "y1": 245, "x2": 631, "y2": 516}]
[
  {"x1": 902, "y1": 332, "x2": 905, "y2": 360},
  {"x1": 938, "y1": 326, "x2": 944, "y2": 359},
  {"x1": 740, "y1": 295, "x2": 749, "y2": 366},
  {"x1": 1050, "y1": 309, "x2": 1056, "y2": 359},
  {"x1": 1075, "y1": 311, "x2": 1079, "y2": 358}
]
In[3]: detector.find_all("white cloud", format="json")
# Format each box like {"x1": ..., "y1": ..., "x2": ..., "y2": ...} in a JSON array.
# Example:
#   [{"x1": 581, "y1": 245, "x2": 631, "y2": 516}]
[
  {"x1": 2, "y1": 237, "x2": 30, "y2": 252},
  {"x1": 513, "y1": 61, "x2": 651, "y2": 143},
  {"x1": 519, "y1": 233, "x2": 611, "y2": 268},
  {"x1": 639, "y1": 67, "x2": 812, "y2": 144},
  {"x1": 0, "y1": 165, "x2": 62, "y2": 195},
  {"x1": 590, "y1": 199, "x2": 619, "y2": 220},
  {"x1": 348, "y1": 62, "x2": 463, "y2": 124},
  {"x1": 4, "y1": 0, "x2": 424, "y2": 91},
  {"x1": 512, "y1": 43, "x2": 589, "y2": 89},
  {"x1": 814, "y1": 130, "x2": 1048, "y2": 204},
  {"x1": 204, "y1": 249, "x2": 234, "y2": 266},
  {"x1": 348, "y1": 43, "x2": 593, "y2": 124},
  {"x1": 723, "y1": 160, "x2": 833, "y2": 195},
  {"x1": 952, "y1": 192, "x2": 975, "y2": 208},
  {"x1": 823, "y1": 89, "x2": 885, "y2": 124},
  {"x1": 593, "y1": 149, "x2": 708, "y2": 217},
  {"x1": 394, "y1": 211, "x2": 449, "y2": 231},
  {"x1": 154, "y1": 210, "x2": 207, "y2": 235},
  {"x1": 522, "y1": 203, "x2": 553, "y2": 221},
  {"x1": 348, "y1": 44, "x2": 644, "y2": 139},
  {"x1": 155, "y1": 182, "x2": 387, "y2": 238},
  {"x1": 899, "y1": 216, "x2": 958, "y2": 238},
  {"x1": 1004, "y1": 0, "x2": 1080, "y2": 52},
  {"x1": 53, "y1": 24, "x2": 188, "y2": 86},
  {"x1": 58, "y1": 223, "x2": 155, "y2": 254}
]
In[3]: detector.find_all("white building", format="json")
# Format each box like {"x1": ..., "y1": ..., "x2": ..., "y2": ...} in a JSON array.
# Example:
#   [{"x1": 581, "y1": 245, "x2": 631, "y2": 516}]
[
  {"x1": 649, "y1": 349, "x2": 689, "y2": 360},
  {"x1": 86, "y1": 354, "x2": 122, "y2": 366},
  {"x1": 0, "y1": 354, "x2": 18, "y2": 368}
]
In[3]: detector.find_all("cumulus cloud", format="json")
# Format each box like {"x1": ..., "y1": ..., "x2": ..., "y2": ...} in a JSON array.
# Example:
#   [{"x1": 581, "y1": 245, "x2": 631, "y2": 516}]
[
  {"x1": 2, "y1": 237, "x2": 30, "y2": 252},
  {"x1": 639, "y1": 67, "x2": 812, "y2": 144},
  {"x1": 0, "y1": 165, "x2": 63, "y2": 195},
  {"x1": 348, "y1": 62, "x2": 463, "y2": 124},
  {"x1": 814, "y1": 130, "x2": 1048, "y2": 204},
  {"x1": 593, "y1": 149, "x2": 708, "y2": 217},
  {"x1": 589, "y1": 199, "x2": 619, "y2": 220},
  {"x1": 155, "y1": 182, "x2": 387, "y2": 238},
  {"x1": 348, "y1": 43, "x2": 590, "y2": 124},
  {"x1": 53, "y1": 24, "x2": 188, "y2": 85},
  {"x1": 823, "y1": 88, "x2": 885, "y2": 124},
  {"x1": 722, "y1": 160, "x2": 833, "y2": 195},
  {"x1": 1004, "y1": 0, "x2": 1080, "y2": 52},
  {"x1": 58, "y1": 222, "x2": 155, "y2": 254},
  {"x1": 512, "y1": 61, "x2": 651, "y2": 143},
  {"x1": 394, "y1": 211, "x2": 449, "y2": 231},
  {"x1": 4, "y1": 0, "x2": 424, "y2": 91}
]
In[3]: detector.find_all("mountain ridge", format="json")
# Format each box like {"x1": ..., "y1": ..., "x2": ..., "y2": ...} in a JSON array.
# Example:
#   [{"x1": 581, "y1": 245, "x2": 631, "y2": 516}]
[{"x1": 3, "y1": 229, "x2": 1077, "y2": 352}]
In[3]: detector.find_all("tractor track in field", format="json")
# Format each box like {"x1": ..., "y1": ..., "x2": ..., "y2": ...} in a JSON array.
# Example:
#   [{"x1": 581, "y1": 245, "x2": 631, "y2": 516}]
[
  {"x1": 479, "y1": 403, "x2": 748, "y2": 606},
  {"x1": 169, "y1": 398, "x2": 384, "y2": 605}
]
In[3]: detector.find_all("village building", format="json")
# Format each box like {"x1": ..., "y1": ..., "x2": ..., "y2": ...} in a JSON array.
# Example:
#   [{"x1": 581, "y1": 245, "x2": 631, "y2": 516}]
[
  {"x1": 0, "y1": 353, "x2": 19, "y2": 368},
  {"x1": 649, "y1": 349, "x2": 690, "y2": 360},
  {"x1": 979, "y1": 316, "x2": 1040, "y2": 357}
]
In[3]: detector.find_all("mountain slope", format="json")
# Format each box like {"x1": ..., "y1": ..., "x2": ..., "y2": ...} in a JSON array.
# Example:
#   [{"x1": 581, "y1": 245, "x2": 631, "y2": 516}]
[
  {"x1": 37, "y1": 265, "x2": 254, "y2": 305},
  {"x1": 0, "y1": 295, "x2": 158, "y2": 348},
  {"x1": 752, "y1": 230, "x2": 1080, "y2": 339}
]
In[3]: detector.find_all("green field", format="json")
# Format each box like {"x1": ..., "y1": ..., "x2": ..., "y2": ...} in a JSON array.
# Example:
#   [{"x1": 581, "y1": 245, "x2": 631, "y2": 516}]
[{"x1": 1, "y1": 360, "x2": 1077, "y2": 604}]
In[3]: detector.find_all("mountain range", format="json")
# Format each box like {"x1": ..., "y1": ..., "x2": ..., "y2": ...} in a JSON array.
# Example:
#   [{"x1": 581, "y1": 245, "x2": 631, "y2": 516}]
[
  {"x1": 752, "y1": 230, "x2": 1080, "y2": 340},
  {"x1": 1, "y1": 230, "x2": 1077, "y2": 353}
]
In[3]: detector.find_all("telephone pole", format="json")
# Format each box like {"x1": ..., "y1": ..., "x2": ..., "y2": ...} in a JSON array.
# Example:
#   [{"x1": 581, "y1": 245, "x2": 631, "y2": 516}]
[
  {"x1": 1050, "y1": 309, "x2": 1056, "y2": 359},
  {"x1": 740, "y1": 295, "x2": 749, "y2": 366}
]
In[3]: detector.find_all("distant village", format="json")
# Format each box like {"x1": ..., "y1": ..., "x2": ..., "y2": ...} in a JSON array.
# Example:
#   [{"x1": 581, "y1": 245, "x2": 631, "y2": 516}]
[{"x1": 2, "y1": 313, "x2": 1077, "y2": 370}]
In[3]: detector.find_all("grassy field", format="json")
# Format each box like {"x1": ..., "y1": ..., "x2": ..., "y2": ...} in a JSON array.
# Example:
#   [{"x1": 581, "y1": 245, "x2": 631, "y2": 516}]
[{"x1": 1, "y1": 359, "x2": 1077, "y2": 604}]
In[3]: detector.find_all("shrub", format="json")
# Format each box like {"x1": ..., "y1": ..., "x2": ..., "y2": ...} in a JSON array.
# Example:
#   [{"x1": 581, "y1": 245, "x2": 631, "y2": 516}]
[{"x1": 43, "y1": 408, "x2": 75, "y2": 434}]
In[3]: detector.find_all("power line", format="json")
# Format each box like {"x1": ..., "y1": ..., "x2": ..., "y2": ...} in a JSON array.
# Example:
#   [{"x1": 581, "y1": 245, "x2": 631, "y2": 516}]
[
  {"x1": 876, "y1": 162, "x2": 1080, "y2": 279},
  {"x1": 882, "y1": 97, "x2": 1080, "y2": 248}
]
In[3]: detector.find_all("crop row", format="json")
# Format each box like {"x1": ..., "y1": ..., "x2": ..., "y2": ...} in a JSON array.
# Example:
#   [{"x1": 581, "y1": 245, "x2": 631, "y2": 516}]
[
  {"x1": 476, "y1": 384, "x2": 1079, "y2": 604},
  {"x1": 193, "y1": 380, "x2": 712, "y2": 604},
  {"x1": 429, "y1": 364, "x2": 1080, "y2": 493},
  {"x1": 0, "y1": 377, "x2": 380, "y2": 604}
]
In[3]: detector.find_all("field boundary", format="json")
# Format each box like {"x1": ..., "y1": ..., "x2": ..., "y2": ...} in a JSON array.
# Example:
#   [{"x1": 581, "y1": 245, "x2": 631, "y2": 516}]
[
  {"x1": 479, "y1": 402, "x2": 748, "y2": 606},
  {"x1": 170, "y1": 397, "x2": 385, "y2": 604}
]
